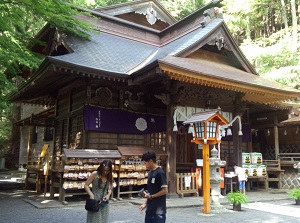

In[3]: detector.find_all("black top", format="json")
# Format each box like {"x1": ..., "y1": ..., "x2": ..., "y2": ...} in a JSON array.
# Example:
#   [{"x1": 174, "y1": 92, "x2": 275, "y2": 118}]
[{"x1": 146, "y1": 167, "x2": 167, "y2": 215}]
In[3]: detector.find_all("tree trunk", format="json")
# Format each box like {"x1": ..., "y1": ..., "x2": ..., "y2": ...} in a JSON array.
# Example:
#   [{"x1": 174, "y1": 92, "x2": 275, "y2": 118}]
[
  {"x1": 291, "y1": 0, "x2": 297, "y2": 52},
  {"x1": 280, "y1": 0, "x2": 289, "y2": 38}
]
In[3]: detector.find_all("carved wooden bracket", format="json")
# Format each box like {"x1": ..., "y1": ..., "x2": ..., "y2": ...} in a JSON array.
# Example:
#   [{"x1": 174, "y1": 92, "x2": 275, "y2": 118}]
[
  {"x1": 92, "y1": 87, "x2": 112, "y2": 106},
  {"x1": 123, "y1": 90, "x2": 145, "y2": 110},
  {"x1": 154, "y1": 93, "x2": 170, "y2": 105}
]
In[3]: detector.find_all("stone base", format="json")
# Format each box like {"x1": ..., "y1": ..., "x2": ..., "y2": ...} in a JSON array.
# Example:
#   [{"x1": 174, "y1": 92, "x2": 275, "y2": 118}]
[{"x1": 210, "y1": 204, "x2": 228, "y2": 213}]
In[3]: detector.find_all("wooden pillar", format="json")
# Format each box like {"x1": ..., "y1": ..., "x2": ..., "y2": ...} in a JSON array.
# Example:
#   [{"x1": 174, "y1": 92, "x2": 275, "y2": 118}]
[
  {"x1": 233, "y1": 93, "x2": 245, "y2": 167},
  {"x1": 274, "y1": 116, "x2": 279, "y2": 159},
  {"x1": 50, "y1": 125, "x2": 56, "y2": 199},
  {"x1": 25, "y1": 123, "x2": 33, "y2": 188},
  {"x1": 233, "y1": 121, "x2": 242, "y2": 166},
  {"x1": 202, "y1": 144, "x2": 210, "y2": 214},
  {"x1": 166, "y1": 103, "x2": 177, "y2": 194},
  {"x1": 11, "y1": 103, "x2": 21, "y2": 165},
  {"x1": 27, "y1": 122, "x2": 33, "y2": 161}
]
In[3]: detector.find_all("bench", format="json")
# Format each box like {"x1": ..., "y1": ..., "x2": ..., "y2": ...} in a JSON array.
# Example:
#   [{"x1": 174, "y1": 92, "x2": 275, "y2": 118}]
[{"x1": 263, "y1": 160, "x2": 285, "y2": 189}]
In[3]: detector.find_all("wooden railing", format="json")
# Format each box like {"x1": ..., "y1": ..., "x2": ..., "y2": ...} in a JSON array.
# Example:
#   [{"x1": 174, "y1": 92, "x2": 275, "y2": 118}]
[
  {"x1": 263, "y1": 160, "x2": 285, "y2": 189},
  {"x1": 176, "y1": 173, "x2": 199, "y2": 198},
  {"x1": 278, "y1": 153, "x2": 300, "y2": 166}
]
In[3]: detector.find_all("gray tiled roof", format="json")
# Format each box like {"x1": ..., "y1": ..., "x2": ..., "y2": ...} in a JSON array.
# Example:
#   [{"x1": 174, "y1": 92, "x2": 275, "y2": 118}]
[
  {"x1": 146, "y1": 19, "x2": 222, "y2": 65},
  {"x1": 50, "y1": 32, "x2": 158, "y2": 74},
  {"x1": 49, "y1": 19, "x2": 222, "y2": 75},
  {"x1": 169, "y1": 19, "x2": 222, "y2": 56}
]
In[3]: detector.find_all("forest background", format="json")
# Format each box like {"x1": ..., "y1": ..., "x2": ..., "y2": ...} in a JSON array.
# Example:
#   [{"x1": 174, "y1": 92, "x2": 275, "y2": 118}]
[{"x1": 1, "y1": 0, "x2": 300, "y2": 164}]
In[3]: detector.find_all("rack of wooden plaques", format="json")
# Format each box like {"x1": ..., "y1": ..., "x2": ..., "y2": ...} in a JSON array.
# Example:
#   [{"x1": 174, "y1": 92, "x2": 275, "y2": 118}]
[
  {"x1": 115, "y1": 146, "x2": 167, "y2": 200},
  {"x1": 50, "y1": 149, "x2": 121, "y2": 202}
]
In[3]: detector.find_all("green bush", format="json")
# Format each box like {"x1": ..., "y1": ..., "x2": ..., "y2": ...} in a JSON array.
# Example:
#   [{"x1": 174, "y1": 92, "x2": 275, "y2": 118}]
[
  {"x1": 227, "y1": 191, "x2": 248, "y2": 205},
  {"x1": 288, "y1": 188, "x2": 300, "y2": 200}
]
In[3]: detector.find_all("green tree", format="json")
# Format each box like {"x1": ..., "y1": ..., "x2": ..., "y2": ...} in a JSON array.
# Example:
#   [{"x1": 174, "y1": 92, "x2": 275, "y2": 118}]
[
  {"x1": 0, "y1": 0, "x2": 95, "y2": 160},
  {"x1": 1, "y1": 0, "x2": 94, "y2": 82},
  {"x1": 222, "y1": 0, "x2": 300, "y2": 91},
  {"x1": 160, "y1": 0, "x2": 206, "y2": 19},
  {"x1": 70, "y1": 0, "x2": 128, "y2": 8}
]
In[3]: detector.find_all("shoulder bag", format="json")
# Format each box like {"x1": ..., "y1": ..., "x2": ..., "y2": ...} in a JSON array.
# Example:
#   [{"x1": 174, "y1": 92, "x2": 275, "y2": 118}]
[
  {"x1": 85, "y1": 181, "x2": 109, "y2": 211},
  {"x1": 85, "y1": 198, "x2": 100, "y2": 212}
]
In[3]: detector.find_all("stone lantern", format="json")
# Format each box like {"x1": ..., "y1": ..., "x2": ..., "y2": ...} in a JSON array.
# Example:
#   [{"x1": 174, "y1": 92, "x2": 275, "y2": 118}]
[{"x1": 210, "y1": 146, "x2": 226, "y2": 212}]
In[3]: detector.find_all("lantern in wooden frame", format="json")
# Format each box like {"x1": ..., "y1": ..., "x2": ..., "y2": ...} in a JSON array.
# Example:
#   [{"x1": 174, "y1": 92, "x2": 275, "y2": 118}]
[
  {"x1": 183, "y1": 109, "x2": 229, "y2": 214},
  {"x1": 183, "y1": 109, "x2": 229, "y2": 145}
]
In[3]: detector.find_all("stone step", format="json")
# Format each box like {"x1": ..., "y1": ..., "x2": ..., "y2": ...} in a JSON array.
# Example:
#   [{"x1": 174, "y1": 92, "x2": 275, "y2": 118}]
[
  {"x1": 0, "y1": 181, "x2": 24, "y2": 190},
  {"x1": 0, "y1": 173, "x2": 11, "y2": 180},
  {"x1": 0, "y1": 171, "x2": 26, "y2": 188},
  {"x1": 11, "y1": 171, "x2": 27, "y2": 179}
]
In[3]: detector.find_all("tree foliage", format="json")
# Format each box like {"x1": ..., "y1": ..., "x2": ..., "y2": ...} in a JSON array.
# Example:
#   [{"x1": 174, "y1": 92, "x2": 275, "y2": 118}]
[
  {"x1": 222, "y1": 0, "x2": 285, "y2": 43},
  {"x1": 70, "y1": 0, "x2": 128, "y2": 8},
  {"x1": 222, "y1": 0, "x2": 300, "y2": 90},
  {"x1": 160, "y1": 0, "x2": 206, "y2": 19},
  {"x1": 1, "y1": 0, "x2": 94, "y2": 81},
  {"x1": 0, "y1": 0, "x2": 95, "y2": 158}
]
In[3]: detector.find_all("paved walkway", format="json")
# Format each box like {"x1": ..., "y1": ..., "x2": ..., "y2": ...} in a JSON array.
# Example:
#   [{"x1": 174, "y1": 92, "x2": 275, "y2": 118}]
[
  {"x1": 20, "y1": 188, "x2": 291, "y2": 209},
  {"x1": 0, "y1": 170, "x2": 293, "y2": 210},
  {"x1": 245, "y1": 201, "x2": 300, "y2": 218}
]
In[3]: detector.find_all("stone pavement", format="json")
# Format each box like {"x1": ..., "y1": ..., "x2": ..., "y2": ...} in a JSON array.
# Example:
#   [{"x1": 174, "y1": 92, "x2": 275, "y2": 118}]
[
  {"x1": 0, "y1": 170, "x2": 292, "y2": 210},
  {"x1": 21, "y1": 188, "x2": 291, "y2": 209}
]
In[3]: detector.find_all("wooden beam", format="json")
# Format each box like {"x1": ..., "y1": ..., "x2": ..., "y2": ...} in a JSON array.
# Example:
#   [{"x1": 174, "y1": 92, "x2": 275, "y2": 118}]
[{"x1": 160, "y1": 65, "x2": 299, "y2": 104}]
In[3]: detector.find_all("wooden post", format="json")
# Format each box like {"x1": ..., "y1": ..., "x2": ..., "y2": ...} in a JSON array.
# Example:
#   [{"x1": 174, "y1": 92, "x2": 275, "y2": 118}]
[
  {"x1": 25, "y1": 124, "x2": 33, "y2": 188},
  {"x1": 44, "y1": 148, "x2": 50, "y2": 197},
  {"x1": 274, "y1": 116, "x2": 279, "y2": 160},
  {"x1": 27, "y1": 125, "x2": 33, "y2": 160},
  {"x1": 233, "y1": 121, "x2": 242, "y2": 166},
  {"x1": 202, "y1": 144, "x2": 210, "y2": 214},
  {"x1": 50, "y1": 128, "x2": 56, "y2": 199},
  {"x1": 166, "y1": 103, "x2": 177, "y2": 194}
]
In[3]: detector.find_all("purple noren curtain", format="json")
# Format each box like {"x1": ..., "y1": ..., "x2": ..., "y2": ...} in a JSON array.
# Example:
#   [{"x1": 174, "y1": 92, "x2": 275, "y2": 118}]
[
  {"x1": 84, "y1": 105, "x2": 166, "y2": 134},
  {"x1": 221, "y1": 123, "x2": 251, "y2": 142}
]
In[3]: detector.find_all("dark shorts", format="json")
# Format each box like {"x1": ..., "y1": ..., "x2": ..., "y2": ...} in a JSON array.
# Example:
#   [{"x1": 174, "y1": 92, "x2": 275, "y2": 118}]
[{"x1": 145, "y1": 213, "x2": 166, "y2": 223}]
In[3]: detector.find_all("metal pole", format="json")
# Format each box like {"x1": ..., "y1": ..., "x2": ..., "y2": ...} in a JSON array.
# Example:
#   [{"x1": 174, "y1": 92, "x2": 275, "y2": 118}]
[{"x1": 202, "y1": 144, "x2": 210, "y2": 214}]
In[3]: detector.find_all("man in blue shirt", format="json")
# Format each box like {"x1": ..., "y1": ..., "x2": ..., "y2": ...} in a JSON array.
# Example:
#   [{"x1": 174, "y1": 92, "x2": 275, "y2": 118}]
[{"x1": 139, "y1": 151, "x2": 168, "y2": 223}]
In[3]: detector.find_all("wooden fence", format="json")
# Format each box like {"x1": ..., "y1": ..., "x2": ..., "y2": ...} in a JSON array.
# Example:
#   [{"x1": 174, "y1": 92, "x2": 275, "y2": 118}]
[{"x1": 176, "y1": 173, "x2": 199, "y2": 198}]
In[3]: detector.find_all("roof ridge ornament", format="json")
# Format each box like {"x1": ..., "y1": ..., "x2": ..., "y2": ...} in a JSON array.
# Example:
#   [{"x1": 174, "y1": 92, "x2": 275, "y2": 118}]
[
  {"x1": 145, "y1": 7, "x2": 157, "y2": 25},
  {"x1": 200, "y1": 7, "x2": 223, "y2": 27}
]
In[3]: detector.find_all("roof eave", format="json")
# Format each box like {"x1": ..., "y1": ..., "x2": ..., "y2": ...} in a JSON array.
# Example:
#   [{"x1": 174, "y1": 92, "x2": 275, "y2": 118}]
[{"x1": 158, "y1": 59, "x2": 300, "y2": 105}]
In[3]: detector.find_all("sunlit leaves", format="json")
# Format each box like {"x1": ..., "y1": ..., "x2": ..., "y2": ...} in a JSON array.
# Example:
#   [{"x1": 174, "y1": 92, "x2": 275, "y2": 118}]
[
  {"x1": 0, "y1": 0, "x2": 96, "y2": 158},
  {"x1": 160, "y1": 0, "x2": 206, "y2": 19}
]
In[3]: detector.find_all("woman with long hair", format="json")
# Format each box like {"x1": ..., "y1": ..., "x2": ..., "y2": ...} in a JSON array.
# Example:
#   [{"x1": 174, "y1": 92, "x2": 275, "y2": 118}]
[{"x1": 84, "y1": 160, "x2": 113, "y2": 223}]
